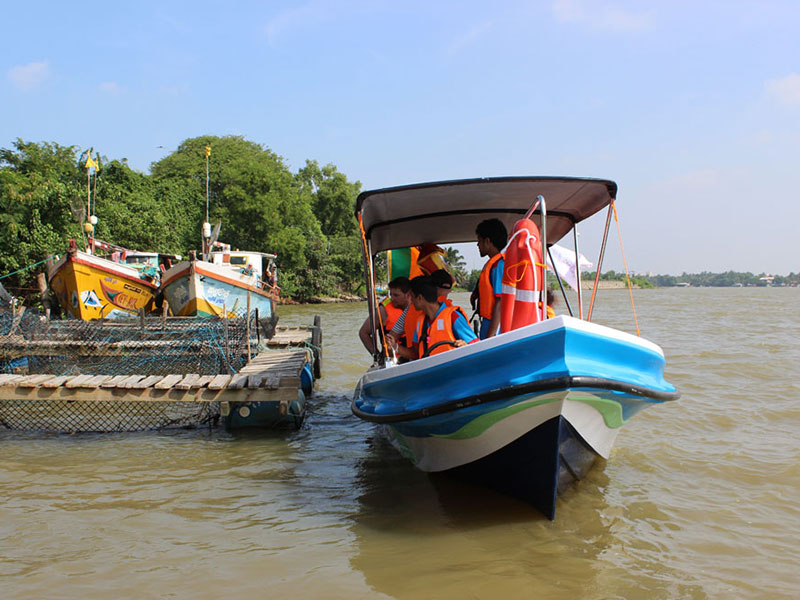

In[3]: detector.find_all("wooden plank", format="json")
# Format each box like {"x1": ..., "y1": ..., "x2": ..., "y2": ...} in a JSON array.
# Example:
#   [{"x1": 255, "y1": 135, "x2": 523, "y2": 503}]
[
  {"x1": 0, "y1": 374, "x2": 25, "y2": 386},
  {"x1": 41, "y1": 375, "x2": 71, "y2": 388},
  {"x1": 65, "y1": 375, "x2": 96, "y2": 389},
  {"x1": 208, "y1": 375, "x2": 232, "y2": 390},
  {"x1": 155, "y1": 374, "x2": 183, "y2": 389},
  {"x1": 16, "y1": 374, "x2": 56, "y2": 387},
  {"x1": 100, "y1": 375, "x2": 130, "y2": 388},
  {"x1": 246, "y1": 374, "x2": 267, "y2": 388},
  {"x1": 227, "y1": 374, "x2": 249, "y2": 389},
  {"x1": 131, "y1": 375, "x2": 164, "y2": 389},
  {"x1": 121, "y1": 375, "x2": 147, "y2": 389},
  {"x1": 175, "y1": 374, "x2": 201, "y2": 390},
  {"x1": 83, "y1": 375, "x2": 112, "y2": 388},
  {"x1": 193, "y1": 375, "x2": 215, "y2": 389}
]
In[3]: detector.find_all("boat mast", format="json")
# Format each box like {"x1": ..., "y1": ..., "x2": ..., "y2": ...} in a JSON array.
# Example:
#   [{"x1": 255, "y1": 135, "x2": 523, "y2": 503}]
[{"x1": 202, "y1": 145, "x2": 212, "y2": 260}]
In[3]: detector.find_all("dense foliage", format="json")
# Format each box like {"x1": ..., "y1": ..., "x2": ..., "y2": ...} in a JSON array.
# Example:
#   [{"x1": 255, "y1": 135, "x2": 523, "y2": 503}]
[
  {"x1": 1, "y1": 137, "x2": 796, "y2": 308},
  {"x1": 0, "y1": 137, "x2": 363, "y2": 303}
]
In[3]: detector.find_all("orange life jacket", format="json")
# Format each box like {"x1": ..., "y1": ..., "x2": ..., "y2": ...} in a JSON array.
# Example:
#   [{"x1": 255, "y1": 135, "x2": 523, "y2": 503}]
[
  {"x1": 402, "y1": 304, "x2": 424, "y2": 348},
  {"x1": 439, "y1": 296, "x2": 469, "y2": 323},
  {"x1": 478, "y1": 253, "x2": 503, "y2": 320},
  {"x1": 414, "y1": 305, "x2": 460, "y2": 359},
  {"x1": 381, "y1": 297, "x2": 404, "y2": 332}
]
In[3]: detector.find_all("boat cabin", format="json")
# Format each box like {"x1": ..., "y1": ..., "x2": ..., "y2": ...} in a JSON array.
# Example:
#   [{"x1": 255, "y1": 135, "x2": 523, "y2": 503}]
[{"x1": 209, "y1": 250, "x2": 278, "y2": 287}]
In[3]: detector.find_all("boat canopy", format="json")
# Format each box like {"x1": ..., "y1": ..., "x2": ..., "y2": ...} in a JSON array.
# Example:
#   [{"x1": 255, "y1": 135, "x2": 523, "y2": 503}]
[{"x1": 355, "y1": 177, "x2": 617, "y2": 253}]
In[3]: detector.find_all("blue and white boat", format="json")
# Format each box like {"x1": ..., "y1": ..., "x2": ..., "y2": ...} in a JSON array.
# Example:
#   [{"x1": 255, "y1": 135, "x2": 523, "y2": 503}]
[{"x1": 352, "y1": 177, "x2": 679, "y2": 519}]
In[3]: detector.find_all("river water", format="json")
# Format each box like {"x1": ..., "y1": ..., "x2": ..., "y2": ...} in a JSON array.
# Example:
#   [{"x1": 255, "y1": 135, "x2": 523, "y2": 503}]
[{"x1": 1, "y1": 288, "x2": 798, "y2": 599}]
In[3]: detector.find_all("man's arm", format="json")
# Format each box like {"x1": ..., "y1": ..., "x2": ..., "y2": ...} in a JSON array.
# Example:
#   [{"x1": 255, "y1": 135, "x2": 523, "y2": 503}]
[
  {"x1": 486, "y1": 298, "x2": 501, "y2": 338},
  {"x1": 358, "y1": 306, "x2": 387, "y2": 354}
]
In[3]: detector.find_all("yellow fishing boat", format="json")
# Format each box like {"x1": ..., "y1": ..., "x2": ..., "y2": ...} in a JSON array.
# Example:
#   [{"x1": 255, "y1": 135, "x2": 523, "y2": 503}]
[{"x1": 47, "y1": 239, "x2": 160, "y2": 320}]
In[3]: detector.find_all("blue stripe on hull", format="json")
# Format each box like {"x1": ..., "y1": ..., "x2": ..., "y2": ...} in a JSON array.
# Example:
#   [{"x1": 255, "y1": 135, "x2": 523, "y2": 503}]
[{"x1": 357, "y1": 324, "x2": 674, "y2": 436}]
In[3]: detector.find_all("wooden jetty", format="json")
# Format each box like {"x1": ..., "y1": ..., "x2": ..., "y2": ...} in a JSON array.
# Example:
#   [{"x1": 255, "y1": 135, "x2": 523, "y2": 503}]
[{"x1": 0, "y1": 317, "x2": 323, "y2": 433}]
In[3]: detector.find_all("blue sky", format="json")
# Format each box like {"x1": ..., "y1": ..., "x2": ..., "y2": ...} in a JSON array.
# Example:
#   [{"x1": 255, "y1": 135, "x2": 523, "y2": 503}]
[{"x1": 3, "y1": 1, "x2": 799, "y2": 275}]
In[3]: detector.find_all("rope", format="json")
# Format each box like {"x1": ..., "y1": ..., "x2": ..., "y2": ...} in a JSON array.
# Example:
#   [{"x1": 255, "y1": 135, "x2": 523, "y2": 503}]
[
  {"x1": 612, "y1": 202, "x2": 640, "y2": 336},
  {"x1": 358, "y1": 213, "x2": 388, "y2": 359},
  {"x1": 0, "y1": 258, "x2": 50, "y2": 281}
]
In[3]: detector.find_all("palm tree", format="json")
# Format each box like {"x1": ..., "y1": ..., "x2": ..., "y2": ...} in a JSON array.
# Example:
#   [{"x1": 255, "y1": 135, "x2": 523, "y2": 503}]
[{"x1": 444, "y1": 247, "x2": 467, "y2": 287}]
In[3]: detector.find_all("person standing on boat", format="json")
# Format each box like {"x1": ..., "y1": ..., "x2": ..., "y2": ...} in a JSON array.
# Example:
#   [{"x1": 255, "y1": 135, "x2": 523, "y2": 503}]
[
  {"x1": 359, "y1": 277, "x2": 411, "y2": 355},
  {"x1": 471, "y1": 219, "x2": 508, "y2": 339}
]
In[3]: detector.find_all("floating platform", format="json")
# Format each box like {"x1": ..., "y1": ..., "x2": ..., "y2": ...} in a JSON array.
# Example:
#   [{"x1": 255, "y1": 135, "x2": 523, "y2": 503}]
[{"x1": 0, "y1": 314, "x2": 322, "y2": 433}]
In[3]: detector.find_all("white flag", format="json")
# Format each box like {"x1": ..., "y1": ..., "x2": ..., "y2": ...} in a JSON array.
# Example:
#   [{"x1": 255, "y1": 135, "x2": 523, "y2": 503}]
[{"x1": 547, "y1": 244, "x2": 593, "y2": 291}]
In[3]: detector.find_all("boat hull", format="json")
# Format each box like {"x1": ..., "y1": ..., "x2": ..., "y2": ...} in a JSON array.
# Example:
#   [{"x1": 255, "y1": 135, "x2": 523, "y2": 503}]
[
  {"x1": 47, "y1": 252, "x2": 157, "y2": 320},
  {"x1": 353, "y1": 316, "x2": 679, "y2": 518},
  {"x1": 161, "y1": 261, "x2": 275, "y2": 319}
]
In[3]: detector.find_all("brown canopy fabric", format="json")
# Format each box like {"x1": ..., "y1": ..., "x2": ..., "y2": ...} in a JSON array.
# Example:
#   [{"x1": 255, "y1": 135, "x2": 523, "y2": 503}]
[{"x1": 355, "y1": 176, "x2": 617, "y2": 253}]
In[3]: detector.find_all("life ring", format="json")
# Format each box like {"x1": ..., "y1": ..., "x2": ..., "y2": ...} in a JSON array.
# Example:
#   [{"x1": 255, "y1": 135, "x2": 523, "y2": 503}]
[{"x1": 499, "y1": 218, "x2": 545, "y2": 333}]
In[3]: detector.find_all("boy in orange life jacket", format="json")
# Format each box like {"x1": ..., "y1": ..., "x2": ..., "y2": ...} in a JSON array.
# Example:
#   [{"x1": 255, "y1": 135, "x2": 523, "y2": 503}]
[
  {"x1": 390, "y1": 277, "x2": 477, "y2": 360},
  {"x1": 386, "y1": 270, "x2": 457, "y2": 354},
  {"x1": 470, "y1": 218, "x2": 508, "y2": 339},
  {"x1": 358, "y1": 277, "x2": 411, "y2": 355},
  {"x1": 430, "y1": 269, "x2": 470, "y2": 322}
]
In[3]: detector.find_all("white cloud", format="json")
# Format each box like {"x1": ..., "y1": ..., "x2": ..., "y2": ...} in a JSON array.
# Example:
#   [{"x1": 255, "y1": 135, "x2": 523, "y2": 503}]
[
  {"x1": 766, "y1": 73, "x2": 800, "y2": 106},
  {"x1": 552, "y1": 0, "x2": 652, "y2": 33},
  {"x1": 99, "y1": 81, "x2": 124, "y2": 95},
  {"x1": 8, "y1": 60, "x2": 50, "y2": 91}
]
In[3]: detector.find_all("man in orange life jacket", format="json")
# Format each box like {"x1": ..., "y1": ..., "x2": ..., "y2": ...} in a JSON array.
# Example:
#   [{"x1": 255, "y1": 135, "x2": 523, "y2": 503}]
[
  {"x1": 358, "y1": 276, "x2": 410, "y2": 355},
  {"x1": 390, "y1": 276, "x2": 477, "y2": 360},
  {"x1": 470, "y1": 218, "x2": 508, "y2": 339},
  {"x1": 386, "y1": 269, "x2": 459, "y2": 355}
]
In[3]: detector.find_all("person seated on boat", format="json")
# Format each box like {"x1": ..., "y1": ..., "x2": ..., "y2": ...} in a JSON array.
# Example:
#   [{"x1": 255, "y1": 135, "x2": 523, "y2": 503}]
[
  {"x1": 359, "y1": 276, "x2": 411, "y2": 355},
  {"x1": 430, "y1": 269, "x2": 470, "y2": 322},
  {"x1": 543, "y1": 289, "x2": 556, "y2": 319},
  {"x1": 391, "y1": 276, "x2": 477, "y2": 360},
  {"x1": 471, "y1": 218, "x2": 508, "y2": 339}
]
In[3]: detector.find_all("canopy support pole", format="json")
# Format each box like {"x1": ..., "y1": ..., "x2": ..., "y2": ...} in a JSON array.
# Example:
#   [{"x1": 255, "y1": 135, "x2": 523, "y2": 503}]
[
  {"x1": 573, "y1": 226, "x2": 583, "y2": 320},
  {"x1": 587, "y1": 203, "x2": 614, "y2": 322}
]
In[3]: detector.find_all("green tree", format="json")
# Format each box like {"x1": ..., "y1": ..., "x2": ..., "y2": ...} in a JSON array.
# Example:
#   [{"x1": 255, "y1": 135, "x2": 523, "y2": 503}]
[
  {"x1": 151, "y1": 136, "x2": 321, "y2": 272},
  {"x1": 296, "y1": 160, "x2": 360, "y2": 237},
  {"x1": 444, "y1": 246, "x2": 468, "y2": 287},
  {"x1": 0, "y1": 140, "x2": 84, "y2": 297}
]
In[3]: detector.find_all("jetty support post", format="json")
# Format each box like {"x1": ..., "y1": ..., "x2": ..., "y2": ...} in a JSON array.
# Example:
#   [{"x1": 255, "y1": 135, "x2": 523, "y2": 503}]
[{"x1": 246, "y1": 292, "x2": 251, "y2": 360}]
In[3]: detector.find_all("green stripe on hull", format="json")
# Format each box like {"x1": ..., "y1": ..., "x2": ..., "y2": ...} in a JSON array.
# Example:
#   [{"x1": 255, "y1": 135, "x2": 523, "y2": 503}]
[{"x1": 429, "y1": 394, "x2": 626, "y2": 442}]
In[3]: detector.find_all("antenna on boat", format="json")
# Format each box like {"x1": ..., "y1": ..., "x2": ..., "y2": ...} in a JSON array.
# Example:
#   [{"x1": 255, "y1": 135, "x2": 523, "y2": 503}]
[
  {"x1": 83, "y1": 149, "x2": 99, "y2": 253},
  {"x1": 202, "y1": 145, "x2": 212, "y2": 260}
]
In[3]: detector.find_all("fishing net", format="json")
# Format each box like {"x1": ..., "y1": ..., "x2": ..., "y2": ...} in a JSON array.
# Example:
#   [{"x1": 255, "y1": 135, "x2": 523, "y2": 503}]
[
  {"x1": 0, "y1": 399, "x2": 218, "y2": 432},
  {"x1": 0, "y1": 310, "x2": 279, "y2": 432},
  {"x1": 0, "y1": 309, "x2": 273, "y2": 377}
]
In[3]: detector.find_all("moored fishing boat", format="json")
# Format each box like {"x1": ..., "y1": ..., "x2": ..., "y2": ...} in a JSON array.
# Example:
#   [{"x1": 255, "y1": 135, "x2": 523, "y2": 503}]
[
  {"x1": 160, "y1": 145, "x2": 279, "y2": 322},
  {"x1": 160, "y1": 245, "x2": 278, "y2": 319},
  {"x1": 351, "y1": 177, "x2": 680, "y2": 519},
  {"x1": 46, "y1": 239, "x2": 176, "y2": 320}
]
